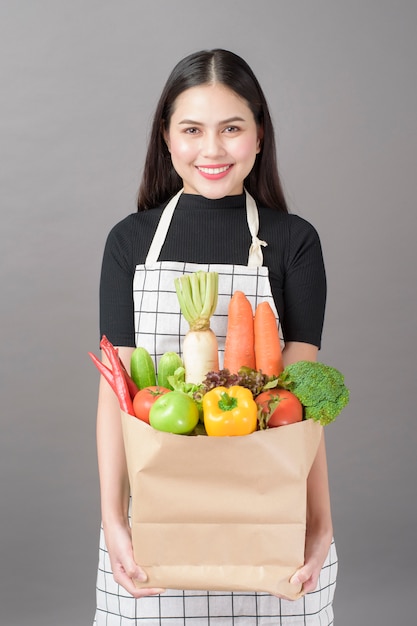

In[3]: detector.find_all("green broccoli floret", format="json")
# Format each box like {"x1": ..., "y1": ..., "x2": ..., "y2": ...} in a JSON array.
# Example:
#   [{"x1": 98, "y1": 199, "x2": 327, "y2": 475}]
[{"x1": 277, "y1": 361, "x2": 349, "y2": 425}]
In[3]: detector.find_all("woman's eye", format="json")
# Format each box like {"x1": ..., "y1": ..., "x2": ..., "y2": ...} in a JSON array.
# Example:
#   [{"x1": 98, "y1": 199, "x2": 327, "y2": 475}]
[
  {"x1": 185, "y1": 127, "x2": 200, "y2": 135},
  {"x1": 223, "y1": 126, "x2": 239, "y2": 133}
]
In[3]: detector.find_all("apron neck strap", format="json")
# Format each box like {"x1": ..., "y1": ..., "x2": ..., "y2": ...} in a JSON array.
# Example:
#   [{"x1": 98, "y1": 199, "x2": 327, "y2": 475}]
[
  {"x1": 145, "y1": 188, "x2": 183, "y2": 265},
  {"x1": 245, "y1": 189, "x2": 268, "y2": 267},
  {"x1": 145, "y1": 188, "x2": 267, "y2": 267}
]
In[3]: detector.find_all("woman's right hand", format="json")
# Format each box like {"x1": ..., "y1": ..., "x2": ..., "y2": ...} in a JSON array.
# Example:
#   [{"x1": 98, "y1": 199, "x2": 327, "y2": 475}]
[{"x1": 104, "y1": 521, "x2": 165, "y2": 598}]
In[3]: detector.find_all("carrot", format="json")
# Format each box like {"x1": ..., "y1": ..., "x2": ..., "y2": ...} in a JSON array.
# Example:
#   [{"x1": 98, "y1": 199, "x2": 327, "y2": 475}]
[
  {"x1": 253, "y1": 301, "x2": 283, "y2": 377},
  {"x1": 223, "y1": 291, "x2": 255, "y2": 373}
]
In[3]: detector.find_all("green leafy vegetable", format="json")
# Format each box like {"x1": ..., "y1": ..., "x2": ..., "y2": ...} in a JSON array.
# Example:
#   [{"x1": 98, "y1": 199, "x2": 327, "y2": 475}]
[
  {"x1": 276, "y1": 360, "x2": 349, "y2": 425},
  {"x1": 167, "y1": 367, "x2": 205, "y2": 416}
]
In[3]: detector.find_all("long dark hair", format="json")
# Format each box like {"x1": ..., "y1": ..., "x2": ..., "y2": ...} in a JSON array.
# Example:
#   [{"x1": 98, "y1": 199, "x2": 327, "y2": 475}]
[{"x1": 138, "y1": 49, "x2": 288, "y2": 213}]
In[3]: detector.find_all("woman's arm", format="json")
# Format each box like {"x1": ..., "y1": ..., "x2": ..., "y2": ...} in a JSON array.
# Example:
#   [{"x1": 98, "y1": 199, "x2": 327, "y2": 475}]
[
  {"x1": 96, "y1": 346, "x2": 165, "y2": 597},
  {"x1": 282, "y1": 341, "x2": 333, "y2": 594}
]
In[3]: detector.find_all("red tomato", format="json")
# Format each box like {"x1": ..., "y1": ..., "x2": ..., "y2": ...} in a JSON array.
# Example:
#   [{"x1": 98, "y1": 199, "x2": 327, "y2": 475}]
[
  {"x1": 255, "y1": 389, "x2": 303, "y2": 427},
  {"x1": 133, "y1": 386, "x2": 171, "y2": 423}
]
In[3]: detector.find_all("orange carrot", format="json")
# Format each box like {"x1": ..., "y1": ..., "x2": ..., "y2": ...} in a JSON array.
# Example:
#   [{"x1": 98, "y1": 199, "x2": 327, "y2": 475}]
[
  {"x1": 223, "y1": 291, "x2": 255, "y2": 373},
  {"x1": 253, "y1": 301, "x2": 283, "y2": 377}
]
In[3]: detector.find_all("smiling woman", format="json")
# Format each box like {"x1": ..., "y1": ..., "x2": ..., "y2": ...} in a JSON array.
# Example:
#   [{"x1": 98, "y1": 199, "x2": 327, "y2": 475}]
[
  {"x1": 163, "y1": 84, "x2": 261, "y2": 198},
  {"x1": 137, "y1": 48, "x2": 287, "y2": 212},
  {"x1": 94, "y1": 49, "x2": 333, "y2": 626}
]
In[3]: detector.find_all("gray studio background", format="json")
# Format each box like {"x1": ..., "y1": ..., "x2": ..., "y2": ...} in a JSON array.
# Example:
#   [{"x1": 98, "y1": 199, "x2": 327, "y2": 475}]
[{"x1": 1, "y1": 2, "x2": 416, "y2": 625}]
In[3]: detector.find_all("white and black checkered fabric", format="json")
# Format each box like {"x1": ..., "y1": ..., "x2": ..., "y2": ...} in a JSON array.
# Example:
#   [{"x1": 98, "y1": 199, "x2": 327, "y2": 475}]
[
  {"x1": 93, "y1": 260, "x2": 338, "y2": 625},
  {"x1": 94, "y1": 525, "x2": 337, "y2": 625},
  {"x1": 132, "y1": 262, "x2": 280, "y2": 365}
]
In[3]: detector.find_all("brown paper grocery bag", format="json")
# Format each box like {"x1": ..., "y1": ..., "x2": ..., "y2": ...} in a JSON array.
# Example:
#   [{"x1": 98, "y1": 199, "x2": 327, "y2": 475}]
[{"x1": 121, "y1": 411, "x2": 323, "y2": 599}]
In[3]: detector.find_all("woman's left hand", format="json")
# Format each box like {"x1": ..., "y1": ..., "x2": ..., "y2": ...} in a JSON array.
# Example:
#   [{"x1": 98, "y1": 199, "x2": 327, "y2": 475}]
[{"x1": 289, "y1": 530, "x2": 332, "y2": 593}]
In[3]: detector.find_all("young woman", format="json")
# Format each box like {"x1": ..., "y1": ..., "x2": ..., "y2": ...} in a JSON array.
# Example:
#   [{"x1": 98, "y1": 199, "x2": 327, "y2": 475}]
[{"x1": 94, "y1": 49, "x2": 337, "y2": 625}]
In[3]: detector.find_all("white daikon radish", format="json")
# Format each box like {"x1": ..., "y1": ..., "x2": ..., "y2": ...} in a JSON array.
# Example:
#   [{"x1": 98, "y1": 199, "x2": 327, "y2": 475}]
[{"x1": 174, "y1": 271, "x2": 219, "y2": 384}]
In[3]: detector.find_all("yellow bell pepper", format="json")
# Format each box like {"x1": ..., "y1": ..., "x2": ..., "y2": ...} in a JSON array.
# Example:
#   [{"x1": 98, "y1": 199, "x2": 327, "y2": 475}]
[{"x1": 203, "y1": 385, "x2": 258, "y2": 436}]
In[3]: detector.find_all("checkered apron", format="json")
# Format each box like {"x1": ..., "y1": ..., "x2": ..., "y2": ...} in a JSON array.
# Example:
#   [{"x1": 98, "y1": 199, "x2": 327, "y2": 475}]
[{"x1": 94, "y1": 191, "x2": 338, "y2": 625}]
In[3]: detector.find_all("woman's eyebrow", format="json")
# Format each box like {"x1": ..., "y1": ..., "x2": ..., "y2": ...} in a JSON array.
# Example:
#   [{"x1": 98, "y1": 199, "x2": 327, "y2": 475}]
[{"x1": 178, "y1": 116, "x2": 246, "y2": 125}]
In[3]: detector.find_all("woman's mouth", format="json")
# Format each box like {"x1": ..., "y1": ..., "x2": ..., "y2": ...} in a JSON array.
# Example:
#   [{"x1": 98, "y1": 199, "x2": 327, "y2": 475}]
[{"x1": 196, "y1": 164, "x2": 233, "y2": 180}]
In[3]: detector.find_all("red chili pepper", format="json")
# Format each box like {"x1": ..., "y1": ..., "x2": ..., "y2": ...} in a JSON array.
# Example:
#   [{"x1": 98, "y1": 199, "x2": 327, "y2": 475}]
[
  {"x1": 88, "y1": 351, "x2": 138, "y2": 405},
  {"x1": 88, "y1": 336, "x2": 135, "y2": 415},
  {"x1": 116, "y1": 351, "x2": 139, "y2": 400},
  {"x1": 100, "y1": 335, "x2": 135, "y2": 415},
  {"x1": 88, "y1": 351, "x2": 119, "y2": 396}
]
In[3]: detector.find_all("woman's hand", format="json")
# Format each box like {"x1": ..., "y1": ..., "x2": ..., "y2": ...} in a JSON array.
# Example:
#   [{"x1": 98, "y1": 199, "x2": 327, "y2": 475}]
[
  {"x1": 104, "y1": 521, "x2": 165, "y2": 598},
  {"x1": 289, "y1": 528, "x2": 332, "y2": 593}
]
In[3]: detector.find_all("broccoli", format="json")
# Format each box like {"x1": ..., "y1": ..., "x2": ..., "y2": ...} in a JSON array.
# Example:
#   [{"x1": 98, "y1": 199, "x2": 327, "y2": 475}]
[{"x1": 276, "y1": 361, "x2": 349, "y2": 425}]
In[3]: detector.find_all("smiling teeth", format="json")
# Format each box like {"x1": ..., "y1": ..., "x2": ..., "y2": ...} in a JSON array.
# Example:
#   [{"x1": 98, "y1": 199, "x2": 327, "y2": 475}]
[{"x1": 198, "y1": 165, "x2": 230, "y2": 174}]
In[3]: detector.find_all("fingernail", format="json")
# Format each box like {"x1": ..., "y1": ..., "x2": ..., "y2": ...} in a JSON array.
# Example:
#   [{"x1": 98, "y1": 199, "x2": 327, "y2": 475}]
[{"x1": 290, "y1": 574, "x2": 301, "y2": 585}]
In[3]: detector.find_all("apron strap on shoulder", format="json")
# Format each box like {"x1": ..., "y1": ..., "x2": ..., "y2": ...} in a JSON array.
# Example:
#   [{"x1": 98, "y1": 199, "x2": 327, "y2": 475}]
[
  {"x1": 245, "y1": 189, "x2": 267, "y2": 267},
  {"x1": 145, "y1": 188, "x2": 184, "y2": 265}
]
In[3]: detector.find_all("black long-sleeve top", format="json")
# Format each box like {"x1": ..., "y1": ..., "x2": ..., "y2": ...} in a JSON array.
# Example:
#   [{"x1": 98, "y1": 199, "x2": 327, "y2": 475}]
[{"x1": 99, "y1": 193, "x2": 326, "y2": 348}]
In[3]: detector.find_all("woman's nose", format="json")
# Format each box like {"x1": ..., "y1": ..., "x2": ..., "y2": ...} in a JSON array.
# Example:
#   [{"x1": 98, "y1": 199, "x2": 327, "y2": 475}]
[{"x1": 201, "y1": 132, "x2": 226, "y2": 158}]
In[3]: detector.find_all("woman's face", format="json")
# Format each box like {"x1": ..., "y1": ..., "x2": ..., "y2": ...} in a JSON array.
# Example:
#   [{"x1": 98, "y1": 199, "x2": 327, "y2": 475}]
[{"x1": 164, "y1": 83, "x2": 262, "y2": 198}]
